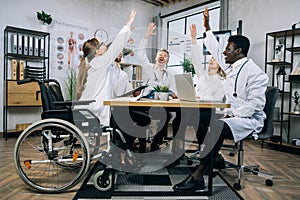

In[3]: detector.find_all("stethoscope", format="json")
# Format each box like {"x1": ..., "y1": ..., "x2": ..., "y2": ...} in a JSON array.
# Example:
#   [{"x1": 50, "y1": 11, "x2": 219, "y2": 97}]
[
  {"x1": 154, "y1": 69, "x2": 168, "y2": 85},
  {"x1": 233, "y1": 60, "x2": 249, "y2": 98}
]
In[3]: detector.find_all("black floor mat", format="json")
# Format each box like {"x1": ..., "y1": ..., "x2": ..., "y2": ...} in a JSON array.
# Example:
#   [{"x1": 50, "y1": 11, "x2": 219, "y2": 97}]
[{"x1": 73, "y1": 161, "x2": 243, "y2": 200}]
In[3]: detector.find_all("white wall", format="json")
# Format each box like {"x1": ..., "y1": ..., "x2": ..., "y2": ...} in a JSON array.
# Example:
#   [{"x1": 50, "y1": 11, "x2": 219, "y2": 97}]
[
  {"x1": 1, "y1": 0, "x2": 300, "y2": 132},
  {"x1": 227, "y1": 0, "x2": 300, "y2": 70},
  {"x1": 0, "y1": 0, "x2": 156, "y2": 131}
]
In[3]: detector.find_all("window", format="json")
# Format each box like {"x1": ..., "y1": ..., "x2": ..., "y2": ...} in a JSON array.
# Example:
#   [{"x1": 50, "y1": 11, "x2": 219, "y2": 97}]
[{"x1": 161, "y1": 1, "x2": 221, "y2": 71}]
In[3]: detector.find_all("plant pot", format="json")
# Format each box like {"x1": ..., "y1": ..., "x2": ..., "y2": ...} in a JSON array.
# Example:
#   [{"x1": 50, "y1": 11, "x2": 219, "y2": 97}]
[{"x1": 159, "y1": 92, "x2": 169, "y2": 101}]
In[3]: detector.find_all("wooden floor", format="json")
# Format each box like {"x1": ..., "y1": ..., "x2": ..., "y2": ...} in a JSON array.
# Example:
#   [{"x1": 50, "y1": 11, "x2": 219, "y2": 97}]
[{"x1": 1, "y1": 132, "x2": 300, "y2": 200}]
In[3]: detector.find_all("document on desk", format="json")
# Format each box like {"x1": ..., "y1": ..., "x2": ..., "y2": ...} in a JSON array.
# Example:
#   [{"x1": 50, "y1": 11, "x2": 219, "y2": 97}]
[{"x1": 114, "y1": 96, "x2": 142, "y2": 102}]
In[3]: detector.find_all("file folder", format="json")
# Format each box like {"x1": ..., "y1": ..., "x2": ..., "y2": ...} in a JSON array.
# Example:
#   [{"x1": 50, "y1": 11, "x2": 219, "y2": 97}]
[
  {"x1": 33, "y1": 37, "x2": 39, "y2": 56},
  {"x1": 23, "y1": 35, "x2": 28, "y2": 55},
  {"x1": 18, "y1": 60, "x2": 25, "y2": 80},
  {"x1": 18, "y1": 34, "x2": 23, "y2": 54},
  {"x1": 28, "y1": 36, "x2": 34, "y2": 56},
  {"x1": 11, "y1": 59, "x2": 17, "y2": 80},
  {"x1": 10, "y1": 34, "x2": 17, "y2": 54}
]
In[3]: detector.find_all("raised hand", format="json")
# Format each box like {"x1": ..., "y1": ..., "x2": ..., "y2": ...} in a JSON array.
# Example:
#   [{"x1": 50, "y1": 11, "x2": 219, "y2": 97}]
[
  {"x1": 203, "y1": 6, "x2": 211, "y2": 31},
  {"x1": 144, "y1": 22, "x2": 156, "y2": 39},
  {"x1": 126, "y1": 9, "x2": 136, "y2": 28},
  {"x1": 190, "y1": 24, "x2": 197, "y2": 44}
]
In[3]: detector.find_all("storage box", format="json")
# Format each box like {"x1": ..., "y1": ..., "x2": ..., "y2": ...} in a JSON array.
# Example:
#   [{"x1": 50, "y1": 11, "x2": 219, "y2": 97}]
[{"x1": 16, "y1": 123, "x2": 32, "y2": 131}]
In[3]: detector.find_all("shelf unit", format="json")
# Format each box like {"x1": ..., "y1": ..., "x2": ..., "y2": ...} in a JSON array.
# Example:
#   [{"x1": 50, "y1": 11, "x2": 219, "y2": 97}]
[
  {"x1": 265, "y1": 28, "x2": 300, "y2": 153},
  {"x1": 120, "y1": 63, "x2": 143, "y2": 88},
  {"x1": 3, "y1": 26, "x2": 50, "y2": 140}
]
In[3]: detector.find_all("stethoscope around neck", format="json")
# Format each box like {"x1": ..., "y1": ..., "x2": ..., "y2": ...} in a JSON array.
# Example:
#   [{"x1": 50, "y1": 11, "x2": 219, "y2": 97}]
[
  {"x1": 233, "y1": 60, "x2": 249, "y2": 98},
  {"x1": 154, "y1": 70, "x2": 168, "y2": 85}
]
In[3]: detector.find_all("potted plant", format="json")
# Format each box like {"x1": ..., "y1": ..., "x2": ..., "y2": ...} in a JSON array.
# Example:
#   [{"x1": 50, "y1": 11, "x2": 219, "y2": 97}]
[
  {"x1": 37, "y1": 10, "x2": 52, "y2": 32},
  {"x1": 181, "y1": 57, "x2": 195, "y2": 75},
  {"x1": 153, "y1": 85, "x2": 169, "y2": 101},
  {"x1": 64, "y1": 68, "x2": 77, "y2": 100},
  {"x1": 273, "y1": 37, "x2": 285, "y2": 61}
]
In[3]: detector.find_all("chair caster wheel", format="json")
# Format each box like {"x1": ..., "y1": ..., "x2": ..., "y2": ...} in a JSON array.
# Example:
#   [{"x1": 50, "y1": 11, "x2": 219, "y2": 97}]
[
  {"x1": 266, "y1": 179, "x2": 273, "y2": 186},
  {"x1": 233, "y1": 183, "x2": 241, "y2": 190},
  {"x1": 93, "y1": 169, "x2": 112, "y2": 191}
]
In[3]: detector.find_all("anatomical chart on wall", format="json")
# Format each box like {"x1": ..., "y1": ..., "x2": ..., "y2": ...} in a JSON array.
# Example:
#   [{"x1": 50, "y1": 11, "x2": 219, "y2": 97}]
[{"x1": 49, "y1": 16, "x2": 92, "y2": 80}]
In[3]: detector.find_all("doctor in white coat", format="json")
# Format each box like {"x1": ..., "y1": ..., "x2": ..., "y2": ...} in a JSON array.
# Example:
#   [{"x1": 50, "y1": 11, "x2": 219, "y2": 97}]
[
  {"x1": 173, "y1": 7, "x2": 269, "y2": 192},
  {"x1": 76, "y1": 10, "x2": 136, "y2": 127}
]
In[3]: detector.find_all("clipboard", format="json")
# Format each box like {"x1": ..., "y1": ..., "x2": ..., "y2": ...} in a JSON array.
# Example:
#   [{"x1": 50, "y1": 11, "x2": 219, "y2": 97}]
[{"x1": 117, "y1": 85, "x2": 148, "y2": 97}]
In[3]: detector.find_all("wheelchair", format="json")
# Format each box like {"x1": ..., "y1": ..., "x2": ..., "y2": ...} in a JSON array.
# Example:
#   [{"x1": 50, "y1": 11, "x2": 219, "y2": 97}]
[{"x1": 13, "y1": 78, "x2": 134, "y2": 193}]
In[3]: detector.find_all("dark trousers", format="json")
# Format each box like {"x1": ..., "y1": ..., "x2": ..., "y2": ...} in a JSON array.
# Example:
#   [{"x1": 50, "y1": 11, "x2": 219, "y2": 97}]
[
  {"x1": 200, "y1": 119, "x2": 233, "y2": 165},
  {"x1": 111, "y1": 107, "x2": 151, "y2": 151}
]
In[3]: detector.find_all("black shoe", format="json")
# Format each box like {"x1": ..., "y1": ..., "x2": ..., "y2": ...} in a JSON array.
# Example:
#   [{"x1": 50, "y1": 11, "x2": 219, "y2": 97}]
[
  {"x1": 138, "y1": 146, "x2": 146, "y2": 153},
  {"x1": 173, "y1": 175, "x2": 205, "y2": 192},
  {"x1": 150, "y1": 143, "x2": 160, "y2": 151}
]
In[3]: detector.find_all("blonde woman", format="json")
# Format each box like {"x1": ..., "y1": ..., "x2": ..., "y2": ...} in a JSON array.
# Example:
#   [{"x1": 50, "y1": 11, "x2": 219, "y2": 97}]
[
  {"x1": 190, "y1": 23, "x2": 226, "y2": 102},
  {"x1": 76, "y1": 10, "x2": 136, "y2": 127}
]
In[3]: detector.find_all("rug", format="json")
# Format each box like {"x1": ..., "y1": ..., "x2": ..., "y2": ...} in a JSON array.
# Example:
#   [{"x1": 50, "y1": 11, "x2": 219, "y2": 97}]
[{"x1": 73, "y1": 160, "x2": 244, "y2": 200}]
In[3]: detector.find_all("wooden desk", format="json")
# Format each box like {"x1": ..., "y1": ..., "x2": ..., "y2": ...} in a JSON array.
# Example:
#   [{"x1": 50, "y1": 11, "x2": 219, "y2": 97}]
[
  {"x1": 104, "y1": 97, "x2": 230, "y2": 109},
  {"x1": 104, "y1": 98, "x2": 230, "y2": 196}
]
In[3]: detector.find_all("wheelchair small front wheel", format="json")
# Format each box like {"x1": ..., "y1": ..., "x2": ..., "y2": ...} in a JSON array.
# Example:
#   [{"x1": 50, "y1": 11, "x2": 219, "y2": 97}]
[
  {"x1": 93, "y1": 169, "x2": 112, "y2": 191},
  {"x1": 14, "y1": 119, "x2": 90, "y2": 193}
]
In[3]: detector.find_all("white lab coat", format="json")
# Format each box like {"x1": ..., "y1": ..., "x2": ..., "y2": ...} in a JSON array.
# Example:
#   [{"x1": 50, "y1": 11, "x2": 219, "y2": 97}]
[
  {"x1": 108, "y1": 63, "x2": 132, "y2": 98},
  {"x1": 77, "y1": 25, "x2": 132, "y2": 126},
  {"x1": 191, "y1": 43, "x2": 225, "y2": 101},
  {"x1": 204, "y1": 30, "x2": 269, "y2": 142},
  {"x1": 137, "y1": 38, "x2": 177, "y2": 96}
]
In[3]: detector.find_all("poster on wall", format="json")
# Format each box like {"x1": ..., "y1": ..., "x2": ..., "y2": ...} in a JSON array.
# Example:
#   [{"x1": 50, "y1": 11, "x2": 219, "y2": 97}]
[{"x1": 49, "y1": 16, "x2": 92, "y2": 80}]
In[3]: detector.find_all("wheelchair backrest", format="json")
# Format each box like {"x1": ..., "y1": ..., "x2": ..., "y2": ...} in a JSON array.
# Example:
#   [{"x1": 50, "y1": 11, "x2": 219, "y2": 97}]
[{"x1": 39, "y1": 79, "x2": 67, "y2": 111}]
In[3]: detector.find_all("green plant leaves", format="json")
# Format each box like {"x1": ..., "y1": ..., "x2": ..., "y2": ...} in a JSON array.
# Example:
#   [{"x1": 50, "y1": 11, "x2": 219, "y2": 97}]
[{"x1": 37, "y1": 10, "x2": 52, "y2": 25}]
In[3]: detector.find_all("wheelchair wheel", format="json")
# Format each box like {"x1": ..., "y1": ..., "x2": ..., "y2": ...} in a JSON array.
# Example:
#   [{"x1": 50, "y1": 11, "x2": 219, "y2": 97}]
[
  {"x1": 14, "y1": 118, "x2": 91, "y2": 193},
  {"x1": 93, "y1": 169, "x2": 112, "y2": 191}
]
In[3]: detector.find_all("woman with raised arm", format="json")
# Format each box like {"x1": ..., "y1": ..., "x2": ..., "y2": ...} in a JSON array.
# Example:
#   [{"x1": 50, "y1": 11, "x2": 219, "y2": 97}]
[{"x1": 76, "y1": 10, "x2": 136, "y2": 127}]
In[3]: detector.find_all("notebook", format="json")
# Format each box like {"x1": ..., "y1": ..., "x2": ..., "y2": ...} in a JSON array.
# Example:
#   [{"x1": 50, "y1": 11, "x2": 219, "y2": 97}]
[{"x1": 174, "y1": 73, "x2": 199, "y2": 101}]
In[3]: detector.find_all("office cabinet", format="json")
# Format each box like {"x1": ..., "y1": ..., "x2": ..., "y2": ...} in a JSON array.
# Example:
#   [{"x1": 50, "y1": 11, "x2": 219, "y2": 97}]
[
  {"x1": 3, "y1": 26, "x2": 50, "y2": 140},
  {"x1": 265, "y1": 28, "x2": 300, "y2": 153}
]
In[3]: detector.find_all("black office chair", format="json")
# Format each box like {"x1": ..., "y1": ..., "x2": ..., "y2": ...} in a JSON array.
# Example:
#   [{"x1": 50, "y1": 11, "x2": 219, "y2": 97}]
[{"x1": 225, "y1": 86, "x2": 279, "y2": 190}]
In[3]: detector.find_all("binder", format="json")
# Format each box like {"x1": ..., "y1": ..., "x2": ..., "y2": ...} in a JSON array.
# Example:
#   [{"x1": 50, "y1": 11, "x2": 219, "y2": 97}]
[
  {"x1": 18, "y1": 60, "x2": 25, "y2": 80},
  {"x1": 23, "y1": 35, "x2": 28, "y2": 55},
  {"x1": 39, "y1": 38, "x2": 44, "y2": 57},
  {"x1": 11, "y1": 59, "x2": 17, "y2": 80},
  {"x1": 10, "y1": 34, "x2": 17, "y2": 54},
  {"x1": 33, "y1": 37, "x2": 39, "y2": 56},
  {"x1": 18, "y1": 34, "x2": 23, "y2": 54},
  {"x1": 28, "y1": 36, "x2": 33, "y2": 56}
]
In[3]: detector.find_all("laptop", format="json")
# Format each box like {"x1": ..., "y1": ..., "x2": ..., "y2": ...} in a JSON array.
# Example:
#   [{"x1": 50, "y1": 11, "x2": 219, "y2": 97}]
[{"x1": 174, "y1": 73, "x2": 199, "y2": 101}]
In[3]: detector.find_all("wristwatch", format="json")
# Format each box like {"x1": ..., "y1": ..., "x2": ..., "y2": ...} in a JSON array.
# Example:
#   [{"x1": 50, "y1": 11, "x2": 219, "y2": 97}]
[{"x1": 94, "y1": 29, "x2": 108, "y2": 43}]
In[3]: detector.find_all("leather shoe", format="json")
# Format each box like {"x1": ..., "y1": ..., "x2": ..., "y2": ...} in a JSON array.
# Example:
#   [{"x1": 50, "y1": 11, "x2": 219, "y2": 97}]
[
  {"x1": 150, "y1": 143, "x2": 160, "y2": 151},
  {"x1": 173, "y1": 175, "x2": 205, "y2": 192}
]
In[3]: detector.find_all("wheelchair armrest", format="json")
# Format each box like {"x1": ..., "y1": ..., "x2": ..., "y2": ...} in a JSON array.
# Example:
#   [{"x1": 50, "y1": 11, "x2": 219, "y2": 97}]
[{"x1": 52, "y1": 100, "x2": 95, "y2": 107}]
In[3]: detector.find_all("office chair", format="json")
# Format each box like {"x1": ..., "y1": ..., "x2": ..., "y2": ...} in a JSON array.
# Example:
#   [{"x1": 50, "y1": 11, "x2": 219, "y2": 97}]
[{"x1": 225, "y1": 86, "x2": 279, "y2": 190}]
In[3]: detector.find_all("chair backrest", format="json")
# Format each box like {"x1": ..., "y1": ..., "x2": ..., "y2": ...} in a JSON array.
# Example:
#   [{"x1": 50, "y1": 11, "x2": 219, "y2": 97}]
[
  {"x1": 39, "y1": 79, "x2": 66, "y2": 111},
  {"x1": 258, "y1": 86, "x2": 279, "y2": 139}
]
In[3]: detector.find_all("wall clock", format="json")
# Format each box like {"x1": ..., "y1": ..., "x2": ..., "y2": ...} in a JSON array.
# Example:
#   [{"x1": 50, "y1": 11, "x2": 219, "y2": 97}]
[{"x1": 94, "y1": 29, "x2": 108, "y2": 43}]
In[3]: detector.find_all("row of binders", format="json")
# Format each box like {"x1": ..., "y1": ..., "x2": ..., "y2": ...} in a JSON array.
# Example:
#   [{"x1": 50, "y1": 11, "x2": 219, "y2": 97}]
[
  {"x1": 11, "y1": 59, "x2": 46, "y2": 80},
  {"x1": 10, "y1": 34, "x2": 45, "y2": 57}
]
